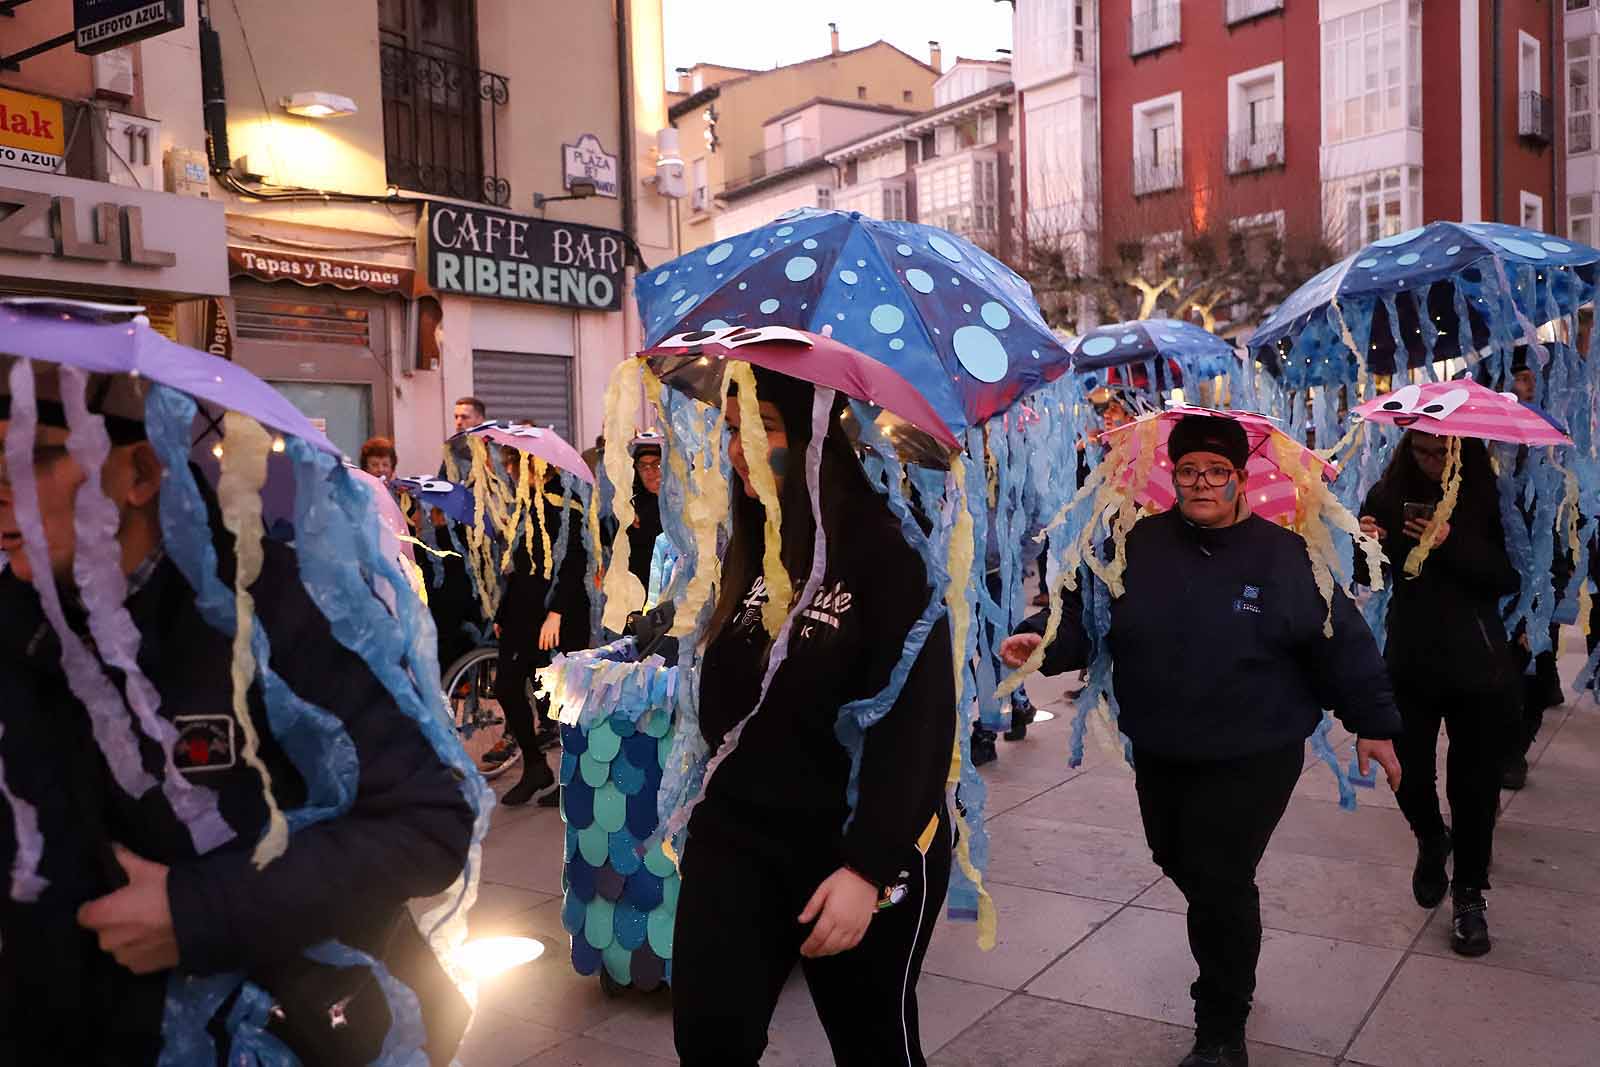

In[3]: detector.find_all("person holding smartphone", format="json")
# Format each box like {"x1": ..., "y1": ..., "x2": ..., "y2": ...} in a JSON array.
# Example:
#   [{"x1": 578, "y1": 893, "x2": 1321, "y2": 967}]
[{"x1": 1359, "y1": 430, "x2": 1518, "y2": 957}]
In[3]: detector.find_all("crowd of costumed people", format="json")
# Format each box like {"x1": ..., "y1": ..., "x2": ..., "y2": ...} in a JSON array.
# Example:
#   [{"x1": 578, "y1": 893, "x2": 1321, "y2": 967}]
[{"x1": 4, "y1": 208, "x2": 1600, "y2": 1066}]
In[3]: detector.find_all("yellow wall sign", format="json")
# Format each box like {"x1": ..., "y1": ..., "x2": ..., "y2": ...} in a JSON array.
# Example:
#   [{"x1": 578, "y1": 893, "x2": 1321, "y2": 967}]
[{"x1": 0, "y1": 89, "x2": 66, "y2": 174}]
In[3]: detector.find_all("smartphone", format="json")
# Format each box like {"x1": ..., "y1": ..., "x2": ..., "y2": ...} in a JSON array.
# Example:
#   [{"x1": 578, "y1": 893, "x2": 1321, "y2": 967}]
[{"x1": 1402, "y1": 501, "x2": 1436, "y2": 525}]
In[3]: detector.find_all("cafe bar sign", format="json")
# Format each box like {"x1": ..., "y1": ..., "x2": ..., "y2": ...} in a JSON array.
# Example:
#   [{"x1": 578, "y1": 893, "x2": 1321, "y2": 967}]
[{"x1": 420, "y1": 202, "x2": 624, "y2": 312}]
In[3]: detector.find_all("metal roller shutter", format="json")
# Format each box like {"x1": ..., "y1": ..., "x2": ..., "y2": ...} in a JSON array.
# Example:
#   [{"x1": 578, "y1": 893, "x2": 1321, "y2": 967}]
[{"x1": 471, "y1": 349, "x2": 575, "y2": 440}]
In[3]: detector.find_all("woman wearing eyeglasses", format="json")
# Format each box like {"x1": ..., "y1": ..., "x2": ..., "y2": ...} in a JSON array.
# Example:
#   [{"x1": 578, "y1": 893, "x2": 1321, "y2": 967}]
[
  {"x1": 1359, "y1": 431, "x2": 1517, "y2": 958},
  {"x1": 626, "y1": 436, "x2": 665, "y2": 595},
  {"x1": 1002, "y1": 414, "x2": 1402, "y2": 1067}
]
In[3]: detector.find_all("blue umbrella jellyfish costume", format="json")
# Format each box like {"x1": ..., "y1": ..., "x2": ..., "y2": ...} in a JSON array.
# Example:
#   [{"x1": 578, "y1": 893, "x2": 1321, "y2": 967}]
[
  {"x1": 621, "y1": 208, "x2": 1082, "y2": 948},
  {"x1": 1246, "y1": 221, "x2": 1600, "y2": 685},
  {"x1": 1071, "y1": 317, "x2": 1239, "y2": 410},
  {"x1": 0, "y1": 300, "x2": 491, "y2": 1062}
]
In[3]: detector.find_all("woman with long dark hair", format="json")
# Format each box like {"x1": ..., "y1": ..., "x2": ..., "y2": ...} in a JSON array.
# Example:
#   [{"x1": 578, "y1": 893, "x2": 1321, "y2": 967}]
[
  {"x1": 672, "y1": 368, "x2": 955, "y2": 1066},
  {"x1": 1360, "y1": 431, "x2": 1518, "y2": 956}
]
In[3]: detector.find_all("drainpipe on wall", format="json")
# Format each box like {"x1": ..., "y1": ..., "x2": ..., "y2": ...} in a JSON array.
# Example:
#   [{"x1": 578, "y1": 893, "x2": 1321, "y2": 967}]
[
  {"x1": 1551, "y1": 0, "x2": 1561, "y2": 234},
  {"x1": 1492, "y1": 0, "x2": 1503, "y2": 221},
  {"x1": 616, "y1": 0, "x2": 637, "y2": 244}
]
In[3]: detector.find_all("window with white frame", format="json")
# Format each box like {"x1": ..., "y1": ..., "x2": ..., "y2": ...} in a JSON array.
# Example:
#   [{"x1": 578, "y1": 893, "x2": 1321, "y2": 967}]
[
  {"x1": 1228, "y1": 62, "x2": 1284, "y2": 173},
  {"x1": 979, "y1": 111, "x2": 999, "y2": 145},
  {"x1": 1133, "y1": 93, "x2": 1181, "y2": 195},
  {"x1": 1521, "y1": 191, "x2": 1544, "y2": 232},
  {"x1": 917, "y1": 156, "x2": 999, "y2": 237},
  {"x1": 1016, "y1": 0, "x2": 1086, "y2": 83},
  {"x1": 1569, "y1": 37, "x2": 1595, "y2": 155},
  {"x1": 817, "y1": 186, "x2": 833, "y2": 210},
  {"x1": 1335, "y1": 166, "x2": 1422, "y2": 253},
  {"x1": 781, "y1": 119, "x2": 805, "y2": 167},
  {"x1": 1322, "y1": 1, "x2": 1422, "y2": 144},
  {"x1": 833, "y1": 180, "x2": 907, "y2": 221},
  {"x1": 858, "y1": 148, "x2": 907, "y2": 182},
  {"x1": 1570, "y1": 194, "x2": 1594, "y2": 245}
]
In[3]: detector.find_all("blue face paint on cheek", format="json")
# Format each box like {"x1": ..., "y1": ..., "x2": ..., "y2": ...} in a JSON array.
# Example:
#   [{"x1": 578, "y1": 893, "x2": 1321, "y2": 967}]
[
  {"x1": 1221, "y1": 480, "x2": 1237, "y2": 503},
  {"x1": 767, "y1": 446, "x2": 789, "y2": 479}
]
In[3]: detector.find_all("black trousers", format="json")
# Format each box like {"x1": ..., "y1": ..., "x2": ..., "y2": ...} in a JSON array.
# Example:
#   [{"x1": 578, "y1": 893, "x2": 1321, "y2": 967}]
[
  {"x1": 495, "y1": 644, "x2": 551, "y2": 759},
  {"x1": 1510, "y1": 628, "x2": 1563, "y2": 760},
  {"x1": 1133, "y1": 741, "x2": 1303, "y2": 1045},
  {"x1": 1393, "y1": 680, "x2": 1507, "y2": 890},
  {"x1": 672, "y1": 802, "x2": 952, "y2": 1066}
]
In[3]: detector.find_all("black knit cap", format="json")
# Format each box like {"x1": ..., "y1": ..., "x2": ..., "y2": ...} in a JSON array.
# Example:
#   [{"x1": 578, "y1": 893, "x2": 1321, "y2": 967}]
[{"x1": 1168, "y1": 414, "x2": 1249, "y2": 470}]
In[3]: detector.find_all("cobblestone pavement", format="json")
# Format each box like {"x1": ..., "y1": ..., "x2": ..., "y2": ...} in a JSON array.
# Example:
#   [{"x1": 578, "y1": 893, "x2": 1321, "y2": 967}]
[{"x1": 448, "y1": 644, "x2": 1600, "y2": 1066}]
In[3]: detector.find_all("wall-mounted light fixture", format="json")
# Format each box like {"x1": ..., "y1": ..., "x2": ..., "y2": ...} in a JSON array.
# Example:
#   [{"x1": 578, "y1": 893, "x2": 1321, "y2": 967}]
[
  {"x1": 280, "y1": 91, "x2": 358, "y2": 119},
  {"x1": 534, "y1": 177, "x2": 598, "y2": 211}
]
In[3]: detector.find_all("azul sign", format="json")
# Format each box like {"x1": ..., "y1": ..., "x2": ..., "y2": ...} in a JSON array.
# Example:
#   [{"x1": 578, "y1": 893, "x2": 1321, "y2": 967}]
[
  {"x1": 421, "y1": 203, "x2": 624, "y2": 311},
  {"x1": 562, "y1": 133, "x2": 619, "y2": 198},
  {"x1": 74, "y1": 0, "x2": 185, "y2": 54}
]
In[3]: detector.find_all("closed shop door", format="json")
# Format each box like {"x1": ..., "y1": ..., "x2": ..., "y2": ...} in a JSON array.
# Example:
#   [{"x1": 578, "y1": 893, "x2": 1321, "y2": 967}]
[{"x1": 472, "y1": 349, "x2": 574, "y2": 440}]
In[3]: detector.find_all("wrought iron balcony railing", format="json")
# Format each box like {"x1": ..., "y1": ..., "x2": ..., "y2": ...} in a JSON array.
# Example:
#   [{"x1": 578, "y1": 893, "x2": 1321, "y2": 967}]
[
  {"x1": 1133, "y1": 150, "x2": 1181, "y2": 195},
  {"x1": 1519, "y1": 91, "x2": 1553, "y2": 145},
  {"x1": 1130, "y1": 3, "x2": 1181, "y2": 56},
  {"x1": 1228, "y1": 124, "x2": 1285, "y2": 174},
  {"x1": 1226, "y1": 0, "x2": 1284, "y2": 26},
  {"x1": 380, "y1": 42, "x2": 510, "y2": 206}
]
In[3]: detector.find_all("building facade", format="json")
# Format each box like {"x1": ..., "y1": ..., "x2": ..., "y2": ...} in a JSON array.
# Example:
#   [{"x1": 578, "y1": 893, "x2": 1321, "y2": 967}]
[
  {"x1": 667, "y1": 30, "x2": 939, "y2": 252},
  {"x1": 1, "y1": 0, "x2": 675, "y2": 467},
  {"x1": 1011, "y1": 0, "x2": 1560, "y2": 324},
  {"x1": 0, "y1": 2, "x2": 230, "y2": 345},
  {"x1": 827, "y1": 59, "x2": 1016, "y2": 258}
]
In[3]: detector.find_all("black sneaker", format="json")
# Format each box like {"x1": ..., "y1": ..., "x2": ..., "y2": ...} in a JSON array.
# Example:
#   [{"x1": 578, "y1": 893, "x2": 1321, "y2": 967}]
[
  {"x1": 1412, "y1": 829, "x2": 1452, "y2": 909},
  {"x1": 502, "y1": 759, "x2": 556, "y2": 806},
  {"x1": 971, "y1": 729, "x2": 998, "y2": 767},
  {"x1": 1451, "y1": 888, "x2": 1492, "y2": 957},
  {"x1": 481, "y1": 736, "x2": 518, "y2": 767},
  {"x1": 1179, "y1": 1039, "x2": 1248, "y2": 1067},
  {"x1": 1501, "y1": 754, "x2": 1528, "y2": 791}
]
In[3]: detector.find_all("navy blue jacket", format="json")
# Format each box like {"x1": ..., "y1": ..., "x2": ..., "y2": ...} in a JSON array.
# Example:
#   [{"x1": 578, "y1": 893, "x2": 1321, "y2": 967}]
[
  {"x1": 0, "y1": 537, "x2": 474, "y2": 1062},
  {"x1": 1021, "y1": 510, "x2": 1401, "y2": 761}
]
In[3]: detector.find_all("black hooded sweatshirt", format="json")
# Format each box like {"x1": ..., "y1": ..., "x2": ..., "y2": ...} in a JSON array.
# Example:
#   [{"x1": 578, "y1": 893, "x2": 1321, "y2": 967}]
[
  {"x1": 1020, "y1": 510, "x2": 1401, "y2": 761},
  {"x1": 495, "y1": 491, "x2": 592, "y2": 653},
  {"x1": 1359, "y1": 453, "x2": 1519, "y2": 693},
  {"x1": 694, "y1": 486, "x2": 954, "y2": 888}
]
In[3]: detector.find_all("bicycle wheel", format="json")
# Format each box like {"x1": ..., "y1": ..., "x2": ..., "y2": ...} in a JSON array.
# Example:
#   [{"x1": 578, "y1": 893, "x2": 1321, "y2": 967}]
[{"x1": 442, "y1": 646, "x2": 520, "y2": 780}]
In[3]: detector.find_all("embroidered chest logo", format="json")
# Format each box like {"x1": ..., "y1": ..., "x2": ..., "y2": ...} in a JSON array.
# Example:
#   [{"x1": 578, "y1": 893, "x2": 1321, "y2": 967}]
[
  {"x1": 173, "y1": 715, "x2": 237, "y2": 773},
  {"x1": 799, "y1": 581, "x2": 854, "y2": 640},
  {"x1": 737, "y1": 576, "x2": 770, "y2": 630},
  {"x1": 1233, "y1": 584, "x2": 1263, "y2": 616}
]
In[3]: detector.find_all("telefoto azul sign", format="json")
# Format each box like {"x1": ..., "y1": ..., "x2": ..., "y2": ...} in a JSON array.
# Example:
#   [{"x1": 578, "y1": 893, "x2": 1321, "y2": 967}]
[
  {"x1": 421, "y1": 203, "x2": 625, "y2": 311},
  {"x1": 74, "y1": 0, "x2": 185, "y2": 54}
]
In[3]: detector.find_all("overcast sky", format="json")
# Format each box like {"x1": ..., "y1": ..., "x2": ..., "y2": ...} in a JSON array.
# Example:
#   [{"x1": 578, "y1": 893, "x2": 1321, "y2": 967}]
[{"x1": 661, "y1": 0, "x2": 1015, "y2": 84}]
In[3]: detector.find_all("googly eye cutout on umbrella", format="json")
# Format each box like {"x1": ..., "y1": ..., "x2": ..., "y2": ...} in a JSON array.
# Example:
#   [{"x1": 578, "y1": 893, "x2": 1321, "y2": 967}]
[{"x1": 0, "y1": 298, "x2": 491, "y2": 1062}]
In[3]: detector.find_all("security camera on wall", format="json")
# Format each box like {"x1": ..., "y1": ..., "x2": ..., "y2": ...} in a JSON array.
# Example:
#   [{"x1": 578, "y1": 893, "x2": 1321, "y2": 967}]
[{"x1": 654, "y1": 127, "x2": 687, "y2": 200}]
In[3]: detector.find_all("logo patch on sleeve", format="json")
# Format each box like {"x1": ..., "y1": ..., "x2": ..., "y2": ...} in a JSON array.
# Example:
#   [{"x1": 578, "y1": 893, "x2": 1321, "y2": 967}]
[
  {"x1": 173, "y1": 715, "x2": 237, "y2": 773},
  {"x1": 1233, "y1": 584, "x2": 1264, "y2": 615}
]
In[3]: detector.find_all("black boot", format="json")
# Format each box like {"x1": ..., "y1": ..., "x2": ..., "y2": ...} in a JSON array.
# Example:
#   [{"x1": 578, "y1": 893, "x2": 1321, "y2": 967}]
[
  {"x1": 1004, "y1": 699, "x2": 1037, "y2": 742},
  {"x1": 1500, "y1": 754, "x2": 1528, "y2": 791},
  {"x1": 502, "y1": 757, "x2": 555, "y2": 806},
  {"x1": 1179, "y1": 1038, "x2": 1248, "y2": 1067},
  {"x1": 971, "y1": 728, "x2": 998, "y2": 767},
  {"x1": 1412, "y1": 829, "x2": 1452, "y2": 909},
  {"x1": 1451, "y1": 887, "x2": 1491, "y2": 957}
]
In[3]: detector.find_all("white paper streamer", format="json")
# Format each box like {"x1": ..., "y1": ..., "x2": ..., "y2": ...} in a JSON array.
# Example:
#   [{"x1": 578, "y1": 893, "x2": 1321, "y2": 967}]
[
  {"x1": 0, "y1": 724, "x2": 48, "y2": 902},
  {"x1": 58, "y1": 365, "x2": 234, "y2": 854}
]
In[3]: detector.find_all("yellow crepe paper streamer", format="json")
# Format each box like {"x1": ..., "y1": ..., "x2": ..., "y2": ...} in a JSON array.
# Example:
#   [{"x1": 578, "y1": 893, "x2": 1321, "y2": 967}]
[
  {"x1": 1559, "y1": 458, "x2": 1592, "y2": 636},
  {"x1": 503, "y1": 448, "x2": 533, "y2": 573},
  {"x1": 1269, "y1": 432, "x2": 1386, "y2": 636},
  {"x1": 216, "y1": 413, "x2": 290, "y2": 869},
  {"x1": 940, "y1": 458, "x2": 997, "y2": 950},
  {"x1": 533, "y1": 457, "x2": 554, "y2": 580},
  {"x1": 463, "y1": 438, "x2": 503, "y2": 619},
  {"x1": 671, "y1": 370, "x2": 733, "y2": 639},
  {"x1": 725, "y1": 361, "x2": 792, "y2": 638},
  {"x1": 1330, "y1": 295, "x2": 1370, "y2": 404},
  {"x1": 601, "y1": 359, "x2": 648, "y2": 632},
  {"x1": 998, "y1": 422, "x2": 1155, "y2": 700},
  {"x1": 1403, "y1": 435, "x2": 1462, "y2": 578}
]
